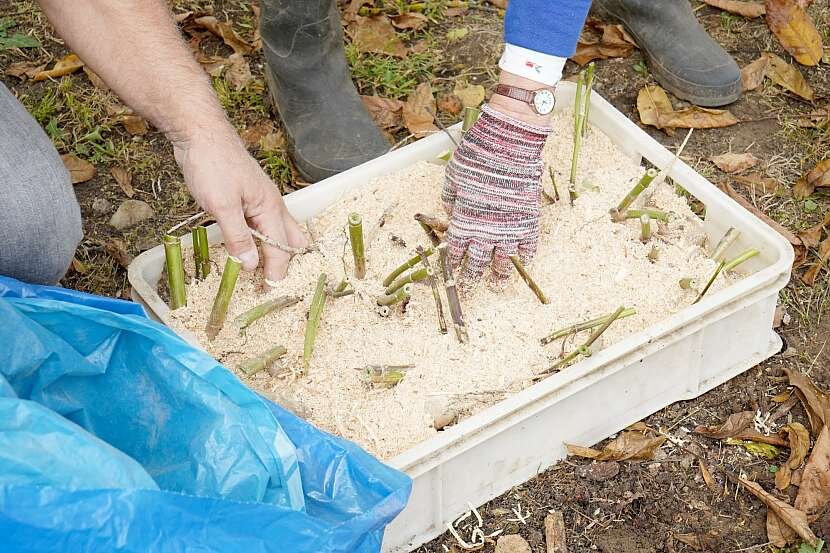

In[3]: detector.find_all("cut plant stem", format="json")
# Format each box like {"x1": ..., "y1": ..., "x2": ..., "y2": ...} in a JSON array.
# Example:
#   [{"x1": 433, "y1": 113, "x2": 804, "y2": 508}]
[
  {"x1": 541, "y1": 307, "x2": 636, "y2": 345},
  {"x1": 358, "y1": 364, "x2": 414, "y2": 388},
  {"x1": 624, "y1": 208, "x2": 669, "y2": 222},
  {"x1": 679, "y1": 277, "x2": 697, "y2": 290},
  {"x1": 693, "y1": 260, "x2": 726, "y2": 305},
  {"x1": 462, "y1": 106, "x2": 481, "y2": 133},
  {"x1": 385, "y1": 266, "x2": 431, "y2": 295},
  {"x1": 233, "y1": 295, "x2": 302, "y2": 331},
  {"x1": 722, "y1": 248, "x2": 759, "y2": 273},
  {"x1": 238, "y1": 345, "x2": 287, "y2": 376},
  {"x1": 418, "y1": 245, "x2": 447, "y2": 334},
  {"x1": 611, "y1": 168, "x2": 659, "y2": 220},
  {"x1": 568, "y1": 185, "x2": 579, "y2": 206},
  {"x1": 163, "y1": 234, "x2": 187, "y2": 310},
  {"x1": 636, "y1": 128, "x2": 694, "y2": 209},
  {"x1": 414, "y1": 213, "x2": 446, "y2": 246},
  {"x1": 327, "y1": 278, "x2": 354, "y2": 298},
  {"x1": 581, "y1": 62, "x2": 596, "y2": 137},
  {"x1": 547, "y1": 167, "x2": 560, "y2": 203},
  {"x1": 509, "y1": 255, "x2": 549, "y2": 304},
  {"x1": 569, "y1": 71, "x2": 586, "y2": 186},
  {"x1": 710, "y1": 227, "x2": 740, "y2": 262},
  {"x1": 205, "y1": 256, "x2": 242, "y2": 340},
  {"x1": 348, "y1": 213, "x2": 366, "y2": 279},
  {"x1": 640, "y1": 214, "x2": 652, "y2": 243},
  {"x1": 377, "y1": 283, "x2": 413, "y2": 306},
  {"x1": 383, "y1": 247, "x2": 435, "y2": 287},
  {"x1": 438, "y1": 243, "x2": 468, "y2": 343},
  {"x1": 303, "y1": 273, "x2": 328, "y2": 370},
  {"x1": 551, "y1": 305, "x2": 626, "y2": 371},
  {"x1": 192, "y1": 226, "x2": 210, "y2": 280}
]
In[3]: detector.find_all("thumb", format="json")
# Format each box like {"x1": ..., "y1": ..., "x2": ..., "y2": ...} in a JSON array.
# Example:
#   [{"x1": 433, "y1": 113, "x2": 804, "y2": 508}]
[{"x1": 214, "y1": 205, "x2": 259, "y2": 270}]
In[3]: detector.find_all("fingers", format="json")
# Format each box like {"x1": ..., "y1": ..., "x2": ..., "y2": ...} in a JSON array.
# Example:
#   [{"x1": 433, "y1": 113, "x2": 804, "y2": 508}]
[
  {"x1": 517, "y1": 236, "x2": 539, "y2": 266},
  {"x1": 491, "y1": 242, "x2": 519, "y2": 280},
  {"x1": 214, "y1": 204, "x2": 259, "y2": 270},
  {"x1": 442, "y1": 164, "x2": 459, "y2": 216},
  {"x1": 461, "y1": 240, "x2": 494, "y2": 282},
  {"x1": 445, "y1": 224, "x2": 468, "y2": 268}
]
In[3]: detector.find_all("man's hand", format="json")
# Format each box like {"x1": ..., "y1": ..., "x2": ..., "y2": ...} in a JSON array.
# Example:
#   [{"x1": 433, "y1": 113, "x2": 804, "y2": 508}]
[{"x1": 174, "y1": 133, "x2": 307, "y2": 282}]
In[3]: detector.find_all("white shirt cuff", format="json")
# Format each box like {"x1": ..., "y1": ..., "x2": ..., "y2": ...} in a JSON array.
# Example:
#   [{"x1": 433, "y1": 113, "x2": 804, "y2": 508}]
[{"x1": 498, "y1": 43, "x2": 567, "y2": 87}]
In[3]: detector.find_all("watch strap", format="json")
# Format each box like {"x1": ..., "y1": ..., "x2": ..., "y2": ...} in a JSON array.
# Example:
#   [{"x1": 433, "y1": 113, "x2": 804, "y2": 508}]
[{"x1": 494, "y1": 84, "x2": 534, "y2": 105}]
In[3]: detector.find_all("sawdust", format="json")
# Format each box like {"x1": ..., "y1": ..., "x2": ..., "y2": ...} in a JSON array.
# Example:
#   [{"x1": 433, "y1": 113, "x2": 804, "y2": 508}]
[{"x1": 168, "y1": 110, "x2": 744, "y2": 460}]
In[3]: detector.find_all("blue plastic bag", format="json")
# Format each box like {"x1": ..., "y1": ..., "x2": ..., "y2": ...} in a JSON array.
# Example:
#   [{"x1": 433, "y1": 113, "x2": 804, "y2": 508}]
[{"x1": 0, "y1": 276, "x2": 411, "y2": 552}]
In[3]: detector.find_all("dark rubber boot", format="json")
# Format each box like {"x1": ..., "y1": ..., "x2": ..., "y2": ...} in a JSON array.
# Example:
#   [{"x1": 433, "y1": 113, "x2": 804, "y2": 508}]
[
  {"x1": 260, "y1": 0, "x2": 390, "y2": 182},
  {"x1": 592, "y1": 0, "x2": 741, "y2": 106}
]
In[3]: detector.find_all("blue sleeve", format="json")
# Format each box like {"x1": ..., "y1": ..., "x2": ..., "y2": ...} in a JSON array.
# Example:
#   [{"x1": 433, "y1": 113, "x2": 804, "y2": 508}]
[{"x1": 503, "y1": 0, "x2": 593, "y2": 57}]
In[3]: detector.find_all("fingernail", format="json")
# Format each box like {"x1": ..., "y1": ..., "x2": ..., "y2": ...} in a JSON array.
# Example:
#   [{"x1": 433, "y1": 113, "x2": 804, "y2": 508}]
[{"x1": 238, "y1": 249, "x2": 259, "y2": 270}]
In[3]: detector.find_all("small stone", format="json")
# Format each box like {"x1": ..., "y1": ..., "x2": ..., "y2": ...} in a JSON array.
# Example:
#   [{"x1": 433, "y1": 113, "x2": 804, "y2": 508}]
[
  {"x1": 109, "y1": 199, "x2": 154, "y2": 229},
  {"x1": 91, "y1": 197, "x2": 113, "y2": 213},
  {"x1": 495, "y1": 534, "x2": 531, "y2": 553}
]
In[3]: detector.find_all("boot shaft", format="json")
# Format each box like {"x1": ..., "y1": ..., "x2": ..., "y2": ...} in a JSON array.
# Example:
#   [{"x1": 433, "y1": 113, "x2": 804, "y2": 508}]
[{"x1": 260, "y1": 0, "x2": 340, "y2": 60}]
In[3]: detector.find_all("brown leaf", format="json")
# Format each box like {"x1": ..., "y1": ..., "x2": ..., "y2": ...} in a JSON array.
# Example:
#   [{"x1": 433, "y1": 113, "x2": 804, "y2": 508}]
[
  {"x1": 740, "y1": 477, "x2": 818, "y2": 547},
  {"x1": 576, "y1": 460, "x2": 620, "y2": 481},
  {"x1": 795, "y1": 425, "x2": 830, "y2": 517},
  {"x1": 703, "y1": 0, "x2": 766, "y2": 17},
  {"x1": 699, "y1": 458, "x2": 718, "y2": 492},
  {"x1": 4, "y1": 60, "x2": 47, "y2": 79},
  {"x1": 259, "y1": 130, "x2": 285, "y2": 152},
  {"x1": 763, "y1": 52, "x2": 814, "y2": 100},
  {"x1": 719, "y1": 181, "x2": 802, "y2": 247},
  {"x1": 390, "y1": 12, "x2": 428, "y2": 30},
  {"x1": 33, "y1": 54, "x2": 85, "y2": 82},
  {"x1": 109, "y1": 199, "x2": 154, "y2": 230},
  {"x1": 775, "y1": 422, "x2": 811, "y2": 490},
  {"x1": 733, "y1": 173, "x2": 780, "y2": 195},
  {"x1": 70, "y1": 257, "x2": 89, "y2": 274},
  {"x1": 436, "y1": 93, "x2": 463, "y2": 116},
  {"x1": 732, "y1": 429, "x2": 790, "y2": 447},
  {"x1": 566, "y1": 431, "x2": 666, "y2": 461},
  {"x1": 82, "y1": 66, "x2": 109, "y2": 91},
  {"x1": 741, "y1": 56, "x2": 771, "y2": 91},
  {"x1": 225, "y1": 52, "x2": 252, "y2": 91},
  {"x1": 487, "y1": 0, "x2": 508, "y2": 8},
  {"x1": 695, "y1": 411, "x2": 755, "y2": 438},
  {"x1": 193, "y1": 16, "x2": 252, "y2": 55},
  {"x1": 784, "y1": 367, "x2": 830, "y2": 435},
  {"x1": 765, "y1": 0, "x2": 824, "y2": 66},
  {"x1": 403, "y1": 82, "x2": 438, "y2": 137},
  {"x1": 110, "y1": 166, "x2": 135, "y2": 198},
  {"x1": 797, "y1": 212, "x2": 830, "y2": 248},
  {"x1": 61, "y1": 154, "x2": 96, "y2": 184},
  {"x1": 767, "y1": 509, "x2": 799, "y2": 547},
  {"x1": 710, "y1": 152, "x2": 760, "y2": 173},
  {"x1": 802, "y1": 237, "x2": 830, "y2": 286},
  {"x1": 361, "y1": 95, "x2": 405, "y2": 130},
  {"x1": 452, "y1": 82, "x2": 485, "y2": 109},
  {"x1": 240, "y1": 120, "x2": 275, "y2": 150},
  {"x1": 103, "y1": 238, "x2": 133, "y2": 268},
  {"x1": 572, "y1": 24, "x2": 636, "y2": 65},
  {"x1": 794, "y1": 158, "x2": 830, "y2": 199},
  {"x1": 348, "y1": 15, "x2": 408, "y2": 58},
  {"x1": 637, "y1": 85, "x2": 738, "y2": 132},
  {"x1": 121, "y1": 115, "x2": 149, "y2": 136},
  {"x1": 673, "y1": 533, "x2": 704, "y2": 550}
]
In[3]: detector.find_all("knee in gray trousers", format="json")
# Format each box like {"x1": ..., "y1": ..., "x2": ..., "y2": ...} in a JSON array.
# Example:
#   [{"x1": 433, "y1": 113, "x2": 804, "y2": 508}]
[{"x1": 0, "y1": 81, "x2": 83, "y2": 285}]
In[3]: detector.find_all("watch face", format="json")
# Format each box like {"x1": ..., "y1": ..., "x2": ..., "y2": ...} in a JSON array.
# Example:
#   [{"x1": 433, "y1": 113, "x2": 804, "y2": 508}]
[{"x1": 533, "y1": 90, "x2": 555, "y2": 115}]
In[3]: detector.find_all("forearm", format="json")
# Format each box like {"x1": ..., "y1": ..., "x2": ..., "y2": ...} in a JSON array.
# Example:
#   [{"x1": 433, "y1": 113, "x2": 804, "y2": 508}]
[{"x1": 36, "y1": 0, "x2": 232, "y2": 145}]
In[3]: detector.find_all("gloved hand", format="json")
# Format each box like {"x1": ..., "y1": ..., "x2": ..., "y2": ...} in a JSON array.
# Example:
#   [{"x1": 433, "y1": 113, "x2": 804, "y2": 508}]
[{"x1": 442, "y1": 104, "x2": 551, "y2": 281}]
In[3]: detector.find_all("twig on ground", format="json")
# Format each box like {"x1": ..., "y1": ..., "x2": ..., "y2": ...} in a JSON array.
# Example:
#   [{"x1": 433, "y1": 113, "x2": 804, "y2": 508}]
[{"x1": 250, "y1": 227, "x2": 315, "y2": 256}]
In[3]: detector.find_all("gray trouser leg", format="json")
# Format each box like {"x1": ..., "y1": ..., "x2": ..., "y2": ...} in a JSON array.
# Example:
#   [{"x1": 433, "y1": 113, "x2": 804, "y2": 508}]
[{"x1": 0, "y1": 81, "x2": 82, "y2": 285}]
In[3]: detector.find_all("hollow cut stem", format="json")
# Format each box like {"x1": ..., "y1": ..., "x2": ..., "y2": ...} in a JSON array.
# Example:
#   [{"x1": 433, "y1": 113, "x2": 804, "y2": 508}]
[
  {"x1": 233, "y1": 295, "x2": 302, "y2": 331},
  {"x1": 303, "y1": 273, "x2": 328, "y2": 370},
  {"x1": 462, "y1": 106, "x2": 481, "y2": 133},
  {"x1": 612, "y1": 168, "x2": 659, "y2": 218},
  {"x1": 509, "y1": 255, "x2": 549, "y2": 304},
  {"x1": 205, "y1": 256, "x2": 242, "y2": 340},
  {"x1": 679, "y1": 277, "x2": 697, "y2": 290},
  {"x1": 192, "y1": 226, "x2": 210, "y2": 280},
  {"x1": 418, "y1": 245, "x2": 447, "y2": 334},
  {"x1": 624, "y1": 208, "x2": 669, "y2": 223},
  {"x1": 383, "y1": 247, "x2": 435, "y2": 287},
  {"x1": 438, "y1": 243, "x2": 469, "y2": 343},
  {"x1": 723, "y1": 248, "x2": 759, "y2": 273},
  {"x1": 640, "y1": 214, "x2": 652, "y2": 243},
  {"x1": 163, "y1": 234, "x2": 187, "y2": 310},
  {"x1": 238, "y1": 345, "x2": 287, "y2": 376},
  {"x1": 358, "y1": 364, "x2": 414, "y2": 388},
  {"x1": 710, "y1": 227, "x2": 740, "y2": 262},
  {"x1": 385, "y1": 266, "x2": 431, "y2": 295},
  {"x1": 348, "y1": 213, "x2": 366, "y2": 280},
  {"x1": 541, "y1": 307, "x2": 636, "y2": 345},
  {"x1": 377, "y1": 283, "x2": 413, "y2": 306},
  {"x1": 581, "y1": 62, "x2": 596, "y2": 137}
]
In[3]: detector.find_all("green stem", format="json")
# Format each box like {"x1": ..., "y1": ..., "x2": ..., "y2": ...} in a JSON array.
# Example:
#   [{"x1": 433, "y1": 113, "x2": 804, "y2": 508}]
[
  {"x1": 383, "y1": 247, "x2": 435, "y2": 287},
  {"x1": 547, "y1": 167, "x2": 560, "y2": 203},
  {"x1": 359, "y1": 364, "x2": 414, "y2": 388},
  {"x1": 541, "y1": 307, "x2": 636, "y2": 345},
  {"x1": 163, "y1": 234, "x2": 187, "y2": 310},
  {"x1": 418, "y1": 245, "x2": 447, "y2": 334},
  {"x1": 570, "y1": 71, "x2": 585, "y2": 186},
  {"x1": 613, "y1": 168, "x2": 659, "y2": 216},
  {"x1": 385, "y1": 266, "x2": 431, "y2": 295},
  {"x1": 462, "y1": 106, "x2": 481, "y2": 133},
  {"x1": 348, "y1": 213, "x2": 366, "y2": 280},
  {"x1": 303, "y1": 273, "x2": 327, "y2": 370},
  {"x1": 377, "y1": 283, "x2": 413, "y2": 306},
  {"x1": 550, "y1": 305, "x2": 626, "y2": 371},
  {"x1": 710, "y1": 227, "x2": 740, "y2": 262},
  {"x1": 205, "y1": 256, "x2": 242, "y2": 340},
  {"x1": 624, "y1": 208, "x2": 669, "y2": 223},
  {"x1": 192, "y1": 226, "x2": 210, "y2": 280},
  {"x1": 694, "y1": 260, "x2": 726, "y2": 305},
  {"x1": 233, "y1": 295, "x2": 302, "y2": 331},
  {"x1": 581, "y1": 61, "x2": 596, "y2": 137},
  {"x1": 238, "y1": 345, "x2": 287, "y2": 376},
  {"x1": 640, "y1": 214, "x2": 652, "y2": 243},
  {"x1": 438, "y1": 243, "x2": 469, "y2": 343},
  {"x1": 722, "y1": 248, "x2": 760, "y2": 273},
  {"x1": 510, "y1": 255, "x2": 549, "y2": 304}
]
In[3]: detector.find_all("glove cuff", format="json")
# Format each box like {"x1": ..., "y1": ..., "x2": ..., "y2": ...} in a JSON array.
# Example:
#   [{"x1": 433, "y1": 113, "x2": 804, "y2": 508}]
[{"x1": 467, "y1": 104, "x2": 552, "y2": 162}]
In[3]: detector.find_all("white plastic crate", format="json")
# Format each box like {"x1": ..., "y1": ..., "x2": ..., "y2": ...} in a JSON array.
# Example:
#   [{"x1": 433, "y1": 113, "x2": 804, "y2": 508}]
[{"x1": 128, "y1": 82, "x2": 793, "y2": 552}]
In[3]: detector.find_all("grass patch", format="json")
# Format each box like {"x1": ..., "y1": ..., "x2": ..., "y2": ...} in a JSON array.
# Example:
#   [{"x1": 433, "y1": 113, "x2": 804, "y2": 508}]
[
  {"x1": 258, "y1": 148, "x2": 293, "y2": 190},
  {"x1": 346, "y1": 45, "x2": 436, "y2": 99},
  {"x1": 212, "y1": 77, "x2": 269, "y2": 124}
]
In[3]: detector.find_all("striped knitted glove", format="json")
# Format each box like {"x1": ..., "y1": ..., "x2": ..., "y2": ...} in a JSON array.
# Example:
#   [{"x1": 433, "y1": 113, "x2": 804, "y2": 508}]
[{"x1": 442, "y1": 104, "x2": 551, "y2": 281}]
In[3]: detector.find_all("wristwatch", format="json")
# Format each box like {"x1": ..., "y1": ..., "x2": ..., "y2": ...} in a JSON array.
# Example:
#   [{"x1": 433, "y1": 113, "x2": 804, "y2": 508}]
[{"x1": 494, "y1": 84, "x2": 556, "y2": 115}]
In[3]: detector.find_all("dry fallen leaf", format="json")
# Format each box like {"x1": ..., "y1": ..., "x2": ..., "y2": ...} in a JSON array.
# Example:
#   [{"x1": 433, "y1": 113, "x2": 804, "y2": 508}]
[
  {"x1": 240, "y1": 120, "x2": 275, "y2": 150},
  {"x1": 794, "y1": 158, "x2": 830, "y2": 199},
  {"x1": 109, "y1": 199, "x2": 154, "y2": 230},
  {"x1": 33, "y1": 53, "x2": 85, "y2": 82},
  {"x1": 110, "y1": 166, "x2": 135, "y2": 198},
  {"x1": 797, "y1": 212, "x2": 830, "y2": 249},
  {"x1": 348, "y1": 15, "x2": 408, "y2": 58},
  {"x1": 795, "y1": 425, "x2": 830, "y2": 517},
  {"x1": 699, "y1": 458, "x2": 718, "y2": 492},
  {"x1": 572, "y1": 23, "x2": 636, "y2": 65},
  {"x1": 82, "y1": 66, "x2": 109, "y2": 91},
  {"x1": 4, "y1": 60, "x2": 47, "y2": 79},
  {"x1": 121, "y1": 115, "x2": 149, "y2": 136},
  {"x1": 741, "y1": 56, "x2": 771, "y2": 91},
  {"x1": 566, "y1": 431, "x2": 666, "y2": 461},
  {"x1": 733, "y1": 173, "x2": 780, "y2": 195},
  {"x1": 193, "y1": 15, "x2": 253, "y2": 55},
  {"x1": 452, "y1": 82, "x2": 485, "y2": 109},
  {"x1": 637, "y1": 85, "x2": 738, "y2": 133},
  {"x1": 61, "y1": 154, "x2": 96, "y2": 184},
  {"x1": 361, "y1": 95, "x2": 405, "y2": 130},
  {"x1": 436, "y1": 93, "x2": 463, "y2": 116},
  {"x1": 703, "y1": 0, "x2": 766, "y2": 17},
  {"x1": 695, "y1": 411, "x2": 755, "y2": 438},
  {"x1": 70, "y1": 256, "x2": 88, "y2": 274},
  {"x1": 710, "y1": 152, "x2": 760, "y2": 173},
  {"x1": 259, "y1": 130, "x2": 285, "y2": 152},
  {"x1": 103, "y1": 238, "x2": 133, "y2": 267},
  {"x1": 765, "y1": 0, "x2": 824, "y2": 66},
  {"x1": 763, "y1": 52, "x2": 814, "y2": 100},
  {"x1": 225, "y1": 52, "x2": 252, "y2": 91},
  {"x1": 390, "y1": 12, "x2": 428, "y2": 30},
  {"x1": 740, "y1": 477, "x2": 818, "y2": 547},
  {"x1": 775, "y1": 422, "x2": 811, "y2": 490},
  {"x1": 487, "y1": 0, "x2": 508, "y2": 8},
  {"x1": 784, "y1": 368, "x2": 830, "y2": 435},
  {"x1": 402, "y1": 82, "x2": 438, "y2": 137},
  {"x1": 802, "y1": 237, "x2": 830, "y2": 286}
]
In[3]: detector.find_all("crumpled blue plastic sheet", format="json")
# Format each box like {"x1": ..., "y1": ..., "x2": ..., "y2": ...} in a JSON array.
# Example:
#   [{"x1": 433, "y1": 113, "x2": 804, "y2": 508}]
[{"x1": 0, "y1": 275, "x2": 411, "y2": 552}]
